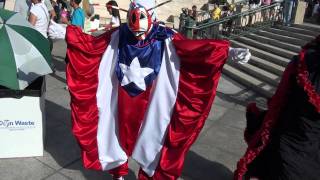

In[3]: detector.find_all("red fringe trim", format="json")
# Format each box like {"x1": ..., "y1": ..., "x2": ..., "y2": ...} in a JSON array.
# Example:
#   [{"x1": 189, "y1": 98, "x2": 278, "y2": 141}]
[{"x1": 296, "y1": 50, "x2": 320, "y2": 113}]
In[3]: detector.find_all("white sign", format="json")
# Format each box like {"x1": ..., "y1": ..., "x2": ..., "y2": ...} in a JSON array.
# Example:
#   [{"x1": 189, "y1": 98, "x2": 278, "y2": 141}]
[{"x1": 0, "y1": 94, "x2": 45, "y2": 158}]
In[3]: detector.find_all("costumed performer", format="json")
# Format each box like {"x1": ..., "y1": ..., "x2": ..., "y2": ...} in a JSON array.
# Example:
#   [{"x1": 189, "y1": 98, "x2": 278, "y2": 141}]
[
  {"x1": 65, "y1": 1, "x2": 250, "y2": 180},
  {"x1": 234, "y1": 35, "x2": 320, "y2": 180}
]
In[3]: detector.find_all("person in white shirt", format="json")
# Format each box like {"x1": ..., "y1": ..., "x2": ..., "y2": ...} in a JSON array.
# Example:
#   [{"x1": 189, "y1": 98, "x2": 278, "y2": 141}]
[
  {"x1": 14, "y1": 0, "x2": 56, "y2": 20},
  {"x1": 105, "y1": 0, "x2": 120, "y2": 29},
  {"x1": 28, "y1": 0, "x2": 50, "y2": 38},
  {"x1": 28, "y1": 0, "x2": 56, "y2": 72}
]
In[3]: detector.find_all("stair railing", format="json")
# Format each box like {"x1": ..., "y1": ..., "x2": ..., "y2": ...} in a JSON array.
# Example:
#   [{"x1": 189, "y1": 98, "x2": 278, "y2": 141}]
[{"x1": 181, "y1": 2, "x2": 284, "y2": 40}]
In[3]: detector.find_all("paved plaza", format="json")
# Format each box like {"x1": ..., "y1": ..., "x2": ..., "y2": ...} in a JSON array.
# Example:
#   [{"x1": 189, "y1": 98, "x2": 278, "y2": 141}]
[{"x1": 0, "y1": 40, "x2": 267, "y2": 180}]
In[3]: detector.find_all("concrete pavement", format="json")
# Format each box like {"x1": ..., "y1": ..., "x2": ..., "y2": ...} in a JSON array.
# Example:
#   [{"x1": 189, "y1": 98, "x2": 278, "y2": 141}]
[{"x1": 0, "y1": 39, "x2": 267, "y2": 180}]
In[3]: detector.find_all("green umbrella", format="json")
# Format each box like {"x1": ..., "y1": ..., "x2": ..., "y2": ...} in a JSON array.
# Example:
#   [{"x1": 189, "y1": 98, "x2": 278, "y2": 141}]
[{"x1": 0, "y1": 8, "x2": 52, "y2": 90}]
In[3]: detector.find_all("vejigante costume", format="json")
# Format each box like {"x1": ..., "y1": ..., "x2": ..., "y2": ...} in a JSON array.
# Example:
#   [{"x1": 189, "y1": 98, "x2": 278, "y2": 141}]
[{"x1": 66, "y1": 2, "x2": 249, "y2": 179}]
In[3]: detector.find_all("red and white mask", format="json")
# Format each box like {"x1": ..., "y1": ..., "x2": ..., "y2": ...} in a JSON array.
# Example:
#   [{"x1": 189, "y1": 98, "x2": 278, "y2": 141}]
[{"x1": 127, "y1": 3, "x2": 152, "y2": 40}]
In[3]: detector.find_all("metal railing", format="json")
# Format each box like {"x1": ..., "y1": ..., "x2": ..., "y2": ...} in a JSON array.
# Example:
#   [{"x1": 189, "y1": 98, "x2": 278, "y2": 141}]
[{"x1": 181, "y1": 2, "x2": 284, "y2": 39}]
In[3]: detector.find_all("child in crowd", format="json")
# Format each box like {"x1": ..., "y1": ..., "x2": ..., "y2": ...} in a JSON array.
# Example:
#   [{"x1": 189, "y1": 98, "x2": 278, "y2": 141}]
[
  {"x1": 61, "y1": 0, "x2": 85, "y2": 29},
  {"x1": 105, "y1": 0, "x2": 121, "y2": 30}
]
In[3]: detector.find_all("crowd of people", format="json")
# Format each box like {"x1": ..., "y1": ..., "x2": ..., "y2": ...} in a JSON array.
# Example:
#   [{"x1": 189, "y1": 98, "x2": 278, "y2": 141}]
[
  {"x1": 12, "y1": 0, "x2": 124, "y2": 72},
  {"x1": 179, "y1": 3, "x2": 236, "y2": 38},
  {"x1": 12, "y1": 0, "x2": 121, "y2": 34},
  {"x1": 10, "y1": 0, "x2": 312, "y2": 40},
  {"x1": 178, "y1": 5, "x2": 197, "y2": 37},
  {"x1": 179, "y1": 0, "x2": 311, "y2": 38},
  {"x1": 13, "y1": 0, "x2": 86, "y2": 48}
]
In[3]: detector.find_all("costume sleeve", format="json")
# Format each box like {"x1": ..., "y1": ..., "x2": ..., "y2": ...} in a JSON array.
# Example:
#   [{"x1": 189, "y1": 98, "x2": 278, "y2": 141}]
[{"x1": 65, "y1": 25, "x2": 113, "y2": 170}]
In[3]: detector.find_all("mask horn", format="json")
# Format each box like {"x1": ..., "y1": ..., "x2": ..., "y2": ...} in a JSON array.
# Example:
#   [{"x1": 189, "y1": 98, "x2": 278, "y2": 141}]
[
  {"x1": 107, "y1": 5, "x2": 128, "y2": 12},
  {"x1": 129, "y1": 0, "x2": 135, "y2": 5},
  {"x1": 147, "y1": 0, "x2": 172, "y2": 11}
]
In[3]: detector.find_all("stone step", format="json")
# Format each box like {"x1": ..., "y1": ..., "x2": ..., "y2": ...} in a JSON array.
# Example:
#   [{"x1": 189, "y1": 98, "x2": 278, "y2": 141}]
[
  {"x1": 292, "y1": 23, "x2": 320, "y2": 33},
  {"x1": 255, "y1": 30, "x2": 308, "y2": 46},
  {"x1": 265, "y1": 27, "x2": 315, "y2": 41},
  {"x1": 249, "y1": 55, "x2": 285, "y2": 76},
  {"x1": 235, "y1": 36, "x2": 296, "y2": 59},
  {"x1": 223, "y1": 64, "x2": 275, "y2": 98},
  {"x1": 231, "y1": 40, "x2": 290, "y2": 67},
  {"x1": 221, "y1": 23, "x2": 316, "y2": 99},
  {"x1": 274, "y1": 25, "x2": 319, "y2": 37},
  {"x1": 245, "y1": 33, "x2": 301, "y2": 53},
  {"x1": 228, "y1": 61, "x2": 280, "y2": 87}
]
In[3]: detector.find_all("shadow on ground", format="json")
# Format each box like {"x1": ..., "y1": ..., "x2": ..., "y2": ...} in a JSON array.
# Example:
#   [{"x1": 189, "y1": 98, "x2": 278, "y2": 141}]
[
  {"x1": 52, "y1": 55, "x2": 66, "y2": 72},
  {"x1": 49, "y1": 55, "x2": 67, "y2": 84},
  {"x1": 215, "y1": 74, "x2": 268, "y2": 109},
  {"x1": 182, "y1": 151, "x2": 233, "y2": 180},
  {"x1": 44, "y1": 100, "x2": 136, "y2": 179},
  {"x1": 216, "y1": 90, "x2": 267, "y2": 109}
]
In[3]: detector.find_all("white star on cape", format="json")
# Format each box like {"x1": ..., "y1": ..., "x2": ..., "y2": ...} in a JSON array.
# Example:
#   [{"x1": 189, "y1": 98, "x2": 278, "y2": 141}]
[{"x1": 119, "y1": 57, "x2": 154, "y2": 91}]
